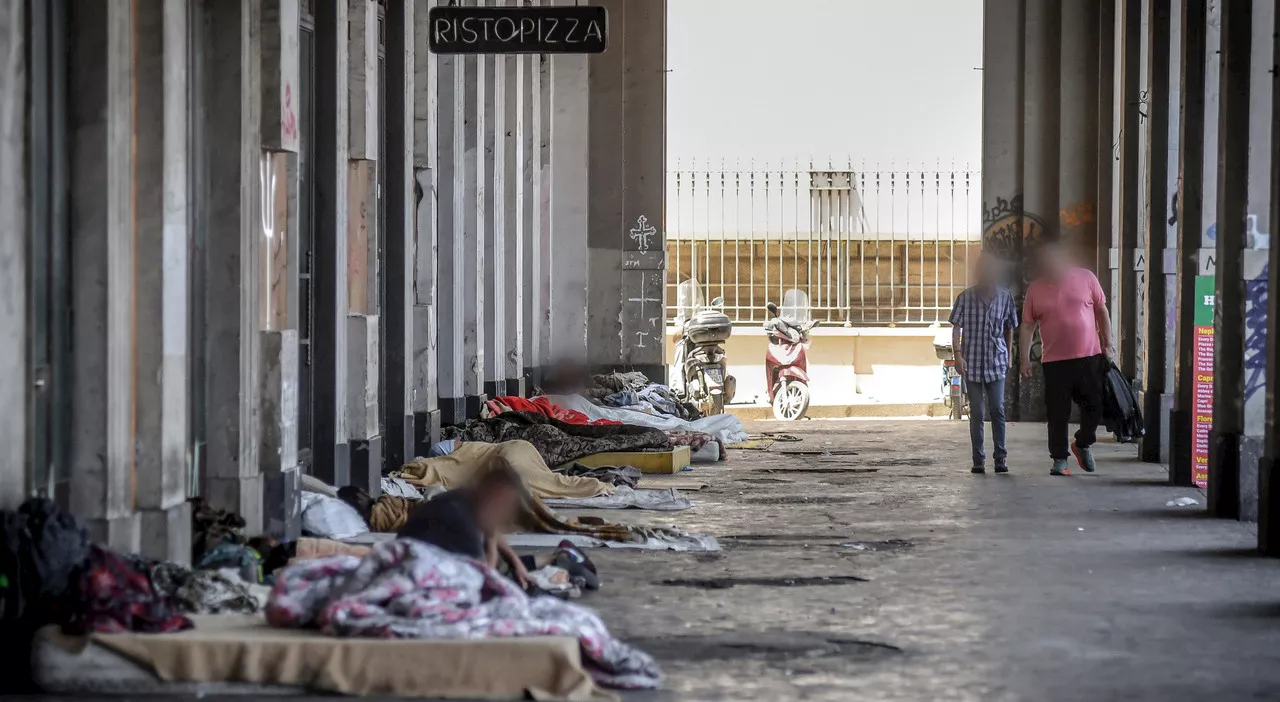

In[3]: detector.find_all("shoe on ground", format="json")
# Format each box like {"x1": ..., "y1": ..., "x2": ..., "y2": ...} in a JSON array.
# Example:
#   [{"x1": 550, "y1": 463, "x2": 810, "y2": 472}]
[
  {"x1": 994, "y1": 464, "x2": 1009, "y2": 474},
  {"x1": 1071, "y1": 441, "x2": 1096, "y2": 473},
  {"x1": 1050, "y1": 459, "x2": 1071, "y2": 476},
  {"x1": 971, "y1": 464, "x2": 986, "y2": 474}
]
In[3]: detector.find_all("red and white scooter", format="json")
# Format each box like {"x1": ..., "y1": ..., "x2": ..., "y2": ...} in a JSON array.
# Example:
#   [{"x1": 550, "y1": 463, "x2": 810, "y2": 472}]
[{"x1": 764, "y1": 298, "x2": 818, "y2": 420}]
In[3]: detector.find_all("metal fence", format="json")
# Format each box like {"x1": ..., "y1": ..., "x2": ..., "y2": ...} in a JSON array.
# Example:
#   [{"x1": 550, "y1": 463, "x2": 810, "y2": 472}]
[{"x1": 666, "y1": 159, "x2": 983, "y2": 325}]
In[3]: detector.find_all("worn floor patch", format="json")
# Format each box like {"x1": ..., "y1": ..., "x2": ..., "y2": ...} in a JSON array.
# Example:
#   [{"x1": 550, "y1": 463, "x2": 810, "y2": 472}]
[
  {"x1": 743, "y1": 495, "x2": 858, "y2": 505},
  {"x1": 838, "y1": 539, "x2": 916, "y2": 552},
  {"x1": 630, "y1": 633, "x2": 902, "y2": 663},
  {"x1": 659, "y1": 575, "x2": 867, "y2": 589},
  {"x1": 754, "y1": 467, "x2": 880, "y2": 475}
]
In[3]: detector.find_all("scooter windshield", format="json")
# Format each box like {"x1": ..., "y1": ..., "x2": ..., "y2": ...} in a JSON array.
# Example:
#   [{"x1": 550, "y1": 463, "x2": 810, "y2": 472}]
[
  {"x1": 675, "y1": 279, "x2": 706, "y2": 324},
  {"x1": 779, "y1": 289, "x2": 811, "y2": 324}
]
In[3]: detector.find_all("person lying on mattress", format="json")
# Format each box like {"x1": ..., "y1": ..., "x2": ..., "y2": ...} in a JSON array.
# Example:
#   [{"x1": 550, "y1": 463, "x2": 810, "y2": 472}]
[{"x1": 396, "y1": 456, "x2": 598, "y2": 594}]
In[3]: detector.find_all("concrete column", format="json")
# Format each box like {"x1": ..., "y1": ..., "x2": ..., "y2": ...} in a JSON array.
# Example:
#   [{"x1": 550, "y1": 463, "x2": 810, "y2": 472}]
[
  {"x1": 0, "y1": 1, "x2": 24, "y2": 508},
  {"x1": 1159, "y1": 0, "x2": 1183, "y2": 464},
  {"x1": 1115, "y1": 0, "x2": 1142, "y2": 379},
  {"x1": 257, "y1": 0, "x2": 302, "y2": 538},
  {"x1": 482, "y1": 5, "x2": 507, "y2": 403},
  {"x1": 345, "y1": 0, "x2": 380, "y2": 492},
  {"x1": 549, "y1": 52, "x2": 589, "y2": 364},
  {"x1": 979, "y1": 0, "x2": 1027, "y2": 418},
  {"x1": 619, "y1": 0, "x2": 668, "y2": 377},
  {"x1": 134, "y1": 0, "x2": 193, "y2": 560},
  {"x1": 1260, "y1": 0, "x2": 1280, "y2": 554},
  {"x1": 436, "y1": 46, "x2": 467, "y2": 425},
  {"x1": 537, "y1": 54, "x2": 554, "y2": 376},
  {"x1": 521, "y1": 45, "x2": 544, "y2": 391},
  {"x1": 1096, "y1": 0, "x2": 1116, "y2": 293},
  {"x1": 385, "y1": 0, "x2": 416, "y2": 471},
  {"x1": 1207, "y1": 0, "x2": 1251, "y2": 520},
  {"x1": 68, "y1": 0, "x2": 140, "y2": 548},
  {"x1": 310, "y1": 0, "x2": 351, "y2": 488},
  {"x1": 412, "y1": 0, "x2": 443, "y2": 450},
  {"x1": 1139, "y1": 0, "x2": 1172, "y2": 464},
  {"x1": 1169, "y1": 0, "x2": 1206, "y2": 487},
  {"x1": 1016, "y1": 0, "x2": 1061, "y2": 419},
  {"x1": 1237, "y1": 0, "x2": 1275, "y2": 521},
  {"x1": 463, "y1": 30, "x2": 487, "y2": 417},
  {"x1": 587, "y1": 0, "x2": 626, "y2": 371},
  {"x1": 1058, "y1": 0, "x2": 1101, "y2": 268},
  {"x1": 502, "y1": 31, "x2": 526, "y2": 397}
]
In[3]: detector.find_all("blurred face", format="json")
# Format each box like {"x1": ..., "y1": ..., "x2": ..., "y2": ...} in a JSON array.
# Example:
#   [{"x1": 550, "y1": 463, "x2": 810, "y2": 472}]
[
  {"x1": 474, "y1": 484, "x2": 520, "y2": 532},
  {"x1": 974, "y1": 256, "x2": 1000, "y2": 288},
  {"x1": 1036, "y1": 244, "x2": 1072, "y2": 280}
]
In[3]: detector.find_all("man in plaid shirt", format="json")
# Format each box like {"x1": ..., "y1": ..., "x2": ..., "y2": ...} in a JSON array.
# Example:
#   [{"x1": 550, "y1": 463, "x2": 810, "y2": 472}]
[{"x1": 948, "y1": 254, "x2": 1019, "y2": 473}]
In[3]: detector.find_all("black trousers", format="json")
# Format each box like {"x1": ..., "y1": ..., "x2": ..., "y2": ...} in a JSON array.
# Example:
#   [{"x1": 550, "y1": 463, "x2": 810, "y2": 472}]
[{"x1": 1041, "y1": 354, "x2": 1105, "y2": 460}]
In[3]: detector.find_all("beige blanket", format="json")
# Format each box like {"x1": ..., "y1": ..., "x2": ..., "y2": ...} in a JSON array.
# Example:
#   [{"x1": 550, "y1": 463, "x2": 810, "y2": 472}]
[
  {"x1": 43, "y1": 614, "x2": 614, "y2": 701},
  {"x1": 397, "y1": 440, "x2": 613, "y2": 500}
]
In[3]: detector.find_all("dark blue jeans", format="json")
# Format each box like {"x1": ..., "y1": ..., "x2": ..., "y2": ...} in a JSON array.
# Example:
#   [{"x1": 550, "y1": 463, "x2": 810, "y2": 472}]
[{"x1": 966, "y1": 377, "x2": 1007, "y2": 467}]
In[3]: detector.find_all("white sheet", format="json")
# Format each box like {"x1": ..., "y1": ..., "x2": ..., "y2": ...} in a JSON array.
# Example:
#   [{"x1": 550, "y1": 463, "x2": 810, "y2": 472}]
[
  {"x1": 543, "y1": 487, "x2": 693, "y2": 512},
  {"x1": 545, "y1": 394, "x2": 749, "y2": 444},
  {"x1": 344, "y1": 528, "x2": 722, "y2": 553}
]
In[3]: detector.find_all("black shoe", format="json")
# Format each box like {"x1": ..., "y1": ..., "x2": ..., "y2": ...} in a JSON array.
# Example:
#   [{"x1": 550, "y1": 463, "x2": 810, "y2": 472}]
[
  {"x1": 994, "y1": 464, "x2": 1009, "y2": 474},
  {"x1": 971, "y1": 465, "x2": 986, "y2": 474}
]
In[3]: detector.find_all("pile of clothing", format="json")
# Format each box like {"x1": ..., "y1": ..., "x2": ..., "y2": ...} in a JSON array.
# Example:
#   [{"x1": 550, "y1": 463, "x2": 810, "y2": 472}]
[
  {"x1": 586, "y1": 371, "x2": 702, "y2": 422},
  {"x1": 442, "y1": 411, "x2": 671, "y2": 467},
  {"x1": 265, "y1": 538, "x2": 662, "y2": 690},
  {"x1": 482, "y1": 395, "x2": 620, "y2": 426}
]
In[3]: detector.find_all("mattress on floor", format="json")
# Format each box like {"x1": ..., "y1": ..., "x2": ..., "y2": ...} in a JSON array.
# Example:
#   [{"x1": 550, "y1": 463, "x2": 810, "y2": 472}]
[{"x1": 35, "y1": 614, "x2": 615, "y2": 701}]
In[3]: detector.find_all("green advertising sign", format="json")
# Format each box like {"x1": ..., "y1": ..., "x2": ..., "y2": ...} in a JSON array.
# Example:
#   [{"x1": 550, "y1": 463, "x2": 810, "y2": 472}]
[{"x1": 1193, "y1": 276, "x2": 1215, "y2": 326}]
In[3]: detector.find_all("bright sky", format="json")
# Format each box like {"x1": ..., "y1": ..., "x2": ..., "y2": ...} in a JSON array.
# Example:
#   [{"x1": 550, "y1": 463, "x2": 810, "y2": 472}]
[{"x1": 667, "y1": 0, "x2": 984, "y2": 168}]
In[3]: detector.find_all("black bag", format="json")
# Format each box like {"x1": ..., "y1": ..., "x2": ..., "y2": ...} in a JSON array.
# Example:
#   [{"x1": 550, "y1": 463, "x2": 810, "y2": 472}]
[{"x1": 1101, "y1": 360, "x2": 1144, "y2": 443}]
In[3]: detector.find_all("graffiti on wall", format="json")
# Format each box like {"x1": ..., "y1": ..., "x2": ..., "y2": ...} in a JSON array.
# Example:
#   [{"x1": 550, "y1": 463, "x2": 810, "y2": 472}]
[
  {"x1": 1244, "y1": 265, "x2": 1267, "y2": 404},
  {"x1": 982, "y1": 194, "x2": 1047, "y2": 287},
  {"x1": 1059, "y1": 202, "x2": 1095, "y2": 230},
  {"x1": 628, "y1": 215, "x2": 657, "y2": 252}
]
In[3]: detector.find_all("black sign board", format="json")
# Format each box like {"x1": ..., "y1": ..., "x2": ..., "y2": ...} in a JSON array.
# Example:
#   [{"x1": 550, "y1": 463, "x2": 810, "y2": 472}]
[{"x1": 428, "y1": 5, "x2": 608, "y2": 55}]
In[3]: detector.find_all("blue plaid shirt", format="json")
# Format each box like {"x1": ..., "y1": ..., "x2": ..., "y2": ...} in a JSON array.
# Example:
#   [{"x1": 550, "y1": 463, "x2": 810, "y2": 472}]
[{"x1": 947, "y1": 286, "x2": 1019, "y2": 383}]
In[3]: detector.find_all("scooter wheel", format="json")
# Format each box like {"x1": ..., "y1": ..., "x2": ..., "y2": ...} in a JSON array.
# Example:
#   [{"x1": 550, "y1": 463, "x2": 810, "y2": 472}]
[{"x1": 772, "y1": 381, "x2": 810, "y2": 421}]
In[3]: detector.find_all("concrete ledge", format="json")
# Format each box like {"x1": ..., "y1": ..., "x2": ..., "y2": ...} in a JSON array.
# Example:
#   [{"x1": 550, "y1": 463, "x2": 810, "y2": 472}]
[
  {"x1": 728, "y1": 402, "x2": 949, "y2": 421},
  {"x1": 261, "y1": 467, "x2": 301, "y2": 540},
  {"x1": 85, "y1": 513, "x2": 141, "y2": 556},
  {"x1": 413, "y1": 409, "x2": 443, "y2": 457},
  {"x1": 139, "y1": 502, "x2": 192, "y2": 564},
  {"x1": 505, "y1": 377, "x2": 526, "y2": 398},
  {"x1": 465, "y1": 394, "x2": 488, "y2": 421},
  {"x1": 349, "y1": 437, "x2": 383, "y2": 497},
  {"x1": 439, "y1": 397, "x2": 466, "y2": 427},
  {"x1": 484, "y1": 380, "x2": 505, "y2": 400}
]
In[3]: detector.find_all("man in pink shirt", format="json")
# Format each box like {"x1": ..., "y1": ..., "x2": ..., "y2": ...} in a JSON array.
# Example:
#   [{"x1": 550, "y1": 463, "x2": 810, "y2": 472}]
[{"x1": 1019, "y1": 243, "x2": 1116, "y2": 476}]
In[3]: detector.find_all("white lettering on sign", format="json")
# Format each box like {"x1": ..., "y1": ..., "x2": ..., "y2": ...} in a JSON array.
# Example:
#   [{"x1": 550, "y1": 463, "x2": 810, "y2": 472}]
[
  {"x1": 1204, "y1": 295, "x2": 1215, "y2": 307},
  {"x1": 432, "y1": 16, "x2": 604, "y2": 48}
]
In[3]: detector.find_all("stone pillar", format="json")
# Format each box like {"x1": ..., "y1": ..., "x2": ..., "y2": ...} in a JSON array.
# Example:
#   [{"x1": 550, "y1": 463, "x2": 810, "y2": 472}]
[
  {"x1": 619, "y1": 0, "x2": 667, "y2": 378},
  {"x1": 587, "y1": 0, "x2": 626, "y2": 371},
  {"x1": 463, "y1": 30, "x2": 487, "y2": 417},
  {"x1": 385, "y1": 0, "x2": 416, "y2": 470},
  {"x1": 536, "y1": 53, "x2": 554, "y2": 380},
  {"x1": 436, "y1": 46, "x2": 468, "y2": 426},
  {"x1": 1169, "y1": 0, "x2": 1206, "y2": 488},
  {"x1": 1207, "y1": 0, "x2": 1251, "y2": 520},
  {"x1": 482, "y1": 6, "x2": 507, "y2": 403},
  {"x1": 521, "y1": 45, "x2": 545, "y2": 391},
  {"x1": 310, "y1": 0, "x2": 351, "y2": 488},
  {"x1": 345, "y1": 0, "x2": 380, "y2": 493},
  {"x1": 1115, "y1": 0, "x2": 1142, "y2": 379},
  {"x1": 549, "y1": 51, "x2": 590, "y2": 364},
  {"x1": 1260, "y1": 0, "x2": 1280, "y2": 554},
  {"x1": 68, "y1": 0, "x2": 141, "y2": 548},
  {"x1": 412, "y1": 0, "x2": 443, "y2": 450},
  {"x1": 1237, "y1": 0, "x2": 1275, "y2": 521},
  {"x1": 502, "y1": 26, "x2": 526, "y2": 398},
  {"x1": 1159, "y1": 0, "x2": 1183, "y2": 465},
  {"x1": 200, "y1": 0, "x2": 264, "y2": 532},
  {"x1": 1138, "y1": 0, "x2": 1172, "y2": 465},
  {"x1": 0, "y1": 1, "x2": 23, "y2": 508},
  {"x1": 1058, "y1": 0, "x2": 1101, "y2": 272},
  {"x1": 134, "y1": 0, "x2": 193, "y2": 559}
]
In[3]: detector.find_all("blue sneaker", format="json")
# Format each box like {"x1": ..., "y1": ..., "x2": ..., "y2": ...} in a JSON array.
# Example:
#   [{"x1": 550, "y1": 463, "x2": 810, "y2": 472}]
[
  {"x1": 1071, "y1": 441, "x2": 1096, "y2": 473},
  {"x1": 1050, "y1": 459, "x2": 1071, "y2": 476}
]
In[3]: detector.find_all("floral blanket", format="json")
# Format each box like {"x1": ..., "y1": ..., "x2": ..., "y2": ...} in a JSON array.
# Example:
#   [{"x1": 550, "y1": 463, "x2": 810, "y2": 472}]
[{"x1": 265, "y1": 539, "x2": 661, "y2": 690}]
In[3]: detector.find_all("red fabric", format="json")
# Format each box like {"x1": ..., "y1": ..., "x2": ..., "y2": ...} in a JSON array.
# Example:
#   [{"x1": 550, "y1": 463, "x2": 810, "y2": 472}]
[{"x1": 485, "y1": 396, "x2": 621, "y2": 426}]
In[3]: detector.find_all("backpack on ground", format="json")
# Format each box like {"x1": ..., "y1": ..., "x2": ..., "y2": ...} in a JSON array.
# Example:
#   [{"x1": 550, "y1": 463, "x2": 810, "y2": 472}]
[{"x1": 1101, "y1": 360, "x2": 1144, "y2": 443}]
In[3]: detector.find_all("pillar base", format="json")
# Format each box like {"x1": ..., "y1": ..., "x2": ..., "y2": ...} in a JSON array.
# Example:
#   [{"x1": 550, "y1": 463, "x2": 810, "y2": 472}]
[
  {"x1": 465, "y1": 394, "x2": 488, "y2": 421},
  {"x1": 506, "y1": 377, "x2": 526, "y2": 398},
  {"x1": 139, "y1": 501, "x2": 193, "y2": 563},
  {"x1": 414, "y1": 409, "x2": 443, "y2": 458},
  {"x1": 484, "y1": 380, "x2": 506, "y2": 401},
  {"x1": 388, "y1": 414, "x2": 415, "y2": 473},
  {"x1": 349, "y1": 436, "x2": 383, "y2": 497},
  {"x1": 1260, "y1": 455, "x2": 1280, "y2": 555},
  {"x1": 1168, "y1": 408, "x2": 1194, "y2": 486},
  {"x1": 525, "y1": 366, "x2": 543, "y2": 395},
  {"x1": 1239, "y1": 435, "x2": 1263, "y2": 523},
  {"x1": 85, "y1": 513, "x2": 141, "y2": 556},
  {"x1": 440, "y1": 397, "x2": 467, "y2": 427},
  {"x1": 1208, "y1": 432, "x2": 1241, "y2": 519},
  {"x1": 262, "y1": 467, "x2": 302, "y2": 540},
  {"x1": 204, "y1": 475, "x2": 264, "y2": 534}
]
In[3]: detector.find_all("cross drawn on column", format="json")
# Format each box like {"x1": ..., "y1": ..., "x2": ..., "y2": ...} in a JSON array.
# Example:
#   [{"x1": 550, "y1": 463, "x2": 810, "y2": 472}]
[{"x1": 628, "y1": 215, "x2": 657, "y2": 251}]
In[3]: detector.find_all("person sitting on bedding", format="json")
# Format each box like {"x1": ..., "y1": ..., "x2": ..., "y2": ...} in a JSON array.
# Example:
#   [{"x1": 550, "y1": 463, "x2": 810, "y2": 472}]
[{"x1": 395, "y1": 456, "x2": 601, "y2": 594}]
